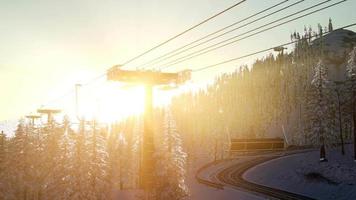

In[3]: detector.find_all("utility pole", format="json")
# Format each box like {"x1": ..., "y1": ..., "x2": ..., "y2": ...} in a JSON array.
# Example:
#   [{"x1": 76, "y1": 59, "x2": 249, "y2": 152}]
[
  {"x1": 75, "y1": 84, "x2": 82, "y2": 119},
  {"x1": 107, "y1": 65, "x2": 191, "y2": 196}
]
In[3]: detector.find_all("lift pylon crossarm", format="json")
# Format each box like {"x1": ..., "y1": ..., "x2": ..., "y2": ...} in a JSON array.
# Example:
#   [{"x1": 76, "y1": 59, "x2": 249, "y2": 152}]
[
  {"x1": 107, "y1": 66, "x2": 191, "y2": 85},
  {"x1": 37, "y1": 109, "x2": 61, "y2": 124},
  {"x1": 25, "y1": 115, "x2": 41, "y2": 119},
  {"x1": 37, "y1": 109, "x2": 61, "y2": 114},
  {"x1": 25, "y1": 115, "x2": 41, "y2": 126}
]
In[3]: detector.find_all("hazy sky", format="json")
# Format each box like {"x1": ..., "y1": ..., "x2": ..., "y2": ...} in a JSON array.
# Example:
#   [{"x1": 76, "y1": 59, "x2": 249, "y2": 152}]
[{"x1": 0, "y1": 0, "x2": 355, "y2": 121}]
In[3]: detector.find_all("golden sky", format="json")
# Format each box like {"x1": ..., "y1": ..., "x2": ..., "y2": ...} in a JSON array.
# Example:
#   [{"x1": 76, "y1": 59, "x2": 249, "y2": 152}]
[{"x1": 0, "y1": 0, "x2": 355, "y2": 121}]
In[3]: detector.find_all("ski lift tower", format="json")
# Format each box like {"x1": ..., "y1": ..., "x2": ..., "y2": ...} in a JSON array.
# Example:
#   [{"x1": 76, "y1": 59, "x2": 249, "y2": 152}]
[
  {"x1": 273, "y1": 46, "x2": 287, "y2": 55},
  {"x1": 107, "y1": 65, "x2": 191, "y2": 191},
  {"x1": 37, "y1": 109, "x2": 61, "y2": 124},
  {"x1": 25, "y1": 114, "x2": 41, "y2": 127}
]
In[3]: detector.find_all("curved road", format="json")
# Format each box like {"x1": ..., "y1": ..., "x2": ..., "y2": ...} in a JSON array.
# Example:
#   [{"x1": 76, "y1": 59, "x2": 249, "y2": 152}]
[
  {"x1": 217, "y1": 156, "x2": 315, "y2": 200},
  {"x1": 197, "y1": 150, "x2": 316, "y2": 200}
]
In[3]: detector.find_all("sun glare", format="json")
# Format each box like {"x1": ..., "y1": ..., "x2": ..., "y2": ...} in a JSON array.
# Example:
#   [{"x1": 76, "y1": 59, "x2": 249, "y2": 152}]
[
  {"x1": 52, "y1": 77, "x2": 196, "y2": 124},
  {"x1": 75, "y1": 82, "x2": 146, "y2": 123}
]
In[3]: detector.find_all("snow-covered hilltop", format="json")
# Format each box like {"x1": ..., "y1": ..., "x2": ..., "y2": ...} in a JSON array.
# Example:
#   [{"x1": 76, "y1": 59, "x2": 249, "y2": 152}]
[{"x1": 313, "y1": 29, "x2": 356, "y2": 81}]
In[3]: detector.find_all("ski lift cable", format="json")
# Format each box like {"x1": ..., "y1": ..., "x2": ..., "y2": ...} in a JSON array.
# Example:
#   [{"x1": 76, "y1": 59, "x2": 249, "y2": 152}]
[
  {"x1": 192, "y1": 22, "x2": 356, "y2": 72},
  {"x1": 42, "y1": 72, "x2": 106, "y2": 107},
  {"x1": 135, "y1": 0, "x2": 291, "y2": 69},
  {"x1": 119, "y1": 0, "x2": 247, "y2": 67},
  {"x1": 159, "y1": 0, "x2": 346, "y2": 70},
  {"x1": 160, "y1": 0, "x2": 344, "y2": 69}
]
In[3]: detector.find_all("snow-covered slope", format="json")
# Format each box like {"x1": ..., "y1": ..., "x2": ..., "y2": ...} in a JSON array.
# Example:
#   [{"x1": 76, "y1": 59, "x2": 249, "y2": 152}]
[
  {"x1": 313, "y1": 29, "x2": 356, "y2": 81},
  {"x1": 244, "y1": 145, "x2": 356, "y2": 200}
]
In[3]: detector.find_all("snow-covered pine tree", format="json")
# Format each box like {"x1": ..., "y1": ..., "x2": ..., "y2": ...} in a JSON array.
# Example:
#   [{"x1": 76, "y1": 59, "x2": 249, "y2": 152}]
[
  {"x1": 106, "y1": 122, "x2": 129, "y2": 192},
  {"x1": 70, "y1": 119, "x2": 91, "y2": 200},
  {"x1": 346, "y1": 46, "x2": 356, "y2": 161},
  {"x1": 0, "y1": 130, "x2": 9, "y2": 199},
  {"x1": 0, "y1": 131, "x2": 6, "y2": 169},
  {"x1": 44, "y1": 116, "x2": 74, "y2": 200},
  {"x1": 86, "y1": 120, "x2": 109, "y2": 200},
  {"x1": 328, "y1": 18, "x2": 333, "y2": 32},
  {"x1": 155, "y1": 109, "x2": 189, "y2": 200},
  {"x1": 331, "y1": 81, "x2": 348, "y2": 155},
  {"x1": 307, "y1": 59, "x2": 335, "y2": 161},
  {"x1": 128, "y1": 116, "x2": 142, "y2": 189},
  {"x1": 106, "y1": 124, "x2": 119, "y2": 192},
  {"x1": 41, "y1": 120, "x2": 65, "y2": 200},
  {"x1": 31, "y1": 119, "x2": 47, "y2": 200},
  {"x1": 107, "y1": 123, "x2": 127, "y2": 190},
  {"x1": 6, "y1": 120, "x2": 31, "y2": 200},
  {"x1": 117, "y1": 131, "x2": 128, "y2": 190}
]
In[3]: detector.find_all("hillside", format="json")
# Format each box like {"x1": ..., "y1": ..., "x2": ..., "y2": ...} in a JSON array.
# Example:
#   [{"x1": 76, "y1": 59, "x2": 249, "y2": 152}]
[{"x1": 313, "y1": 29, "x2": 356, "y2": 81}]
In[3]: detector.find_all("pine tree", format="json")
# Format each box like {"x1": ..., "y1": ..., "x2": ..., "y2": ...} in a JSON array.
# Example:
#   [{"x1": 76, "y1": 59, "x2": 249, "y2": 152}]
[
  {"x1": 7, "y1": 120, "x2": 31, "y2": 200},
  {"x1": 0, "y1": 131, "x2": 9, "y2": 199},
  {"x1": 307, "y1": 59, "x2": 334, "y2": 161},
  {"x1": 129, "y1": 116, "x2": 143, "y2": 189},
  {"x1": 106, "y1": 124, "x2": 119, "y2": 192},
  {"x1": 155, "y1": 109, "x2": 189, "y2": 200},
  {"x1": 45, "y1": 116, "x2": 74, "y2": 200},
  {"x1": 41, "y1": 120, "x2": 65, "y2": 200},
  {"x1": 346, "y1": 47, "x2": 356, "y2": 161},
  {"x1": 87, "y1": 120, "x2": 109, "y2": 200},
  {"x1": 70, "y1": 119, "x2": 91, "y2": 200},
  {"x1": 328, "y1": 18, "x2": 333, "y2": 32}
]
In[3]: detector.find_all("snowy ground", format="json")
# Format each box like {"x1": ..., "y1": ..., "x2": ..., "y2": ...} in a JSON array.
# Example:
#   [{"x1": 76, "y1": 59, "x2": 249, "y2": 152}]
[{"x1": 244, "y1": 145, "x2": 356, "y2": 200}]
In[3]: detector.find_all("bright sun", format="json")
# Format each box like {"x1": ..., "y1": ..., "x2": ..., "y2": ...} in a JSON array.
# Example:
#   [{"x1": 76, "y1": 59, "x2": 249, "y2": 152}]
[
  {"x1": 72, "y1": 81, "x2": 178, "y2": 123},
  {"x1": 50, "y1": 74, "x2": 193, "y2": 124},
  {"x1": 78, "y1": 83, "x2": 146, "y2": 123}
]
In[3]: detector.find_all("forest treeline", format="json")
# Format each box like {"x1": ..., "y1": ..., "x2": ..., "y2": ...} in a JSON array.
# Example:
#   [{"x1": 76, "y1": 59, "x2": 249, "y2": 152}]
[
  {"x1": 0, "y1": 109, "x2": 188, "y2": 200},
  {"x1": 171, "y1": 21, "x2": 356, "y2": 160}
]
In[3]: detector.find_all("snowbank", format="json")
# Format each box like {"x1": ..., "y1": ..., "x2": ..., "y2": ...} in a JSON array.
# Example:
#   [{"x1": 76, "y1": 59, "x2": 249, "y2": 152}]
[{"x1": 244, "y1": 145, "x2": 356, "y2": 200}]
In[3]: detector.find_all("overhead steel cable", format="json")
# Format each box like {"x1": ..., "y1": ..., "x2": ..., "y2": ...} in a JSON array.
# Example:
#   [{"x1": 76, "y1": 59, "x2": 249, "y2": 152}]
[
  {"x1": 160, "y1": 0, "x2": 339, "y2": 69},
  {"x1": 135, "y1": 0, "x2": 291, "y2": 69},
  {"x1": 81, "y1": 73, "x2": 106, "y2": 86},
  {"x1": 192, "y1": 22, "x2": 356, "y2": 72},
  {"x1": 150, "y1": 0, "x2": 305, "y2": 69},
  {"x1": 42, "y1": 90, "x2": 75, "y2": 107},
  {"x1": 120, "y1": 0, "x2": 247, "y2": 66},
  {"x1": 41, "y1": 72, "x2": 106, "y2": 107},
  {"x1": 159, "y1": 0, "x2": 346, "y2": 70}
]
